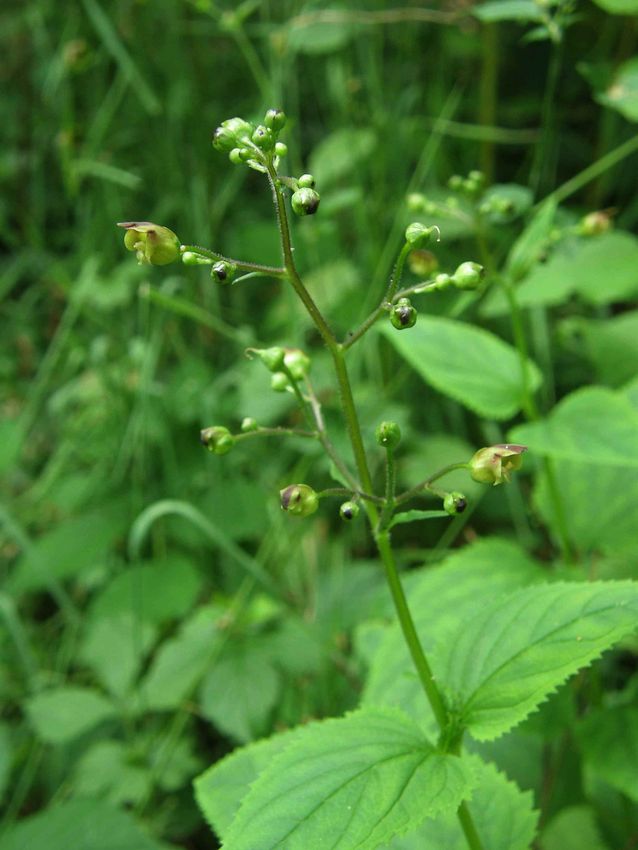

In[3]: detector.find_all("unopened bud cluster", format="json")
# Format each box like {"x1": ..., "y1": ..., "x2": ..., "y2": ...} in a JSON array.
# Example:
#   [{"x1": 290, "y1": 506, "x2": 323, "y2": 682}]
[{"x1": 212, "y1": 109, "x2": 288, "y2": 172}]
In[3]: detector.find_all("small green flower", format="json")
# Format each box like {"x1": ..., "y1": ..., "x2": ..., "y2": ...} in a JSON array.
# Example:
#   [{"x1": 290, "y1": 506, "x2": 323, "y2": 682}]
[
  {"x1": 469, "y1": 444, "x2": 527, "y2": 486},
  {"x1": 280, "y1": 484, "x2": 319, "y2": 518},
  {"x1": 405, "y1": 222, "x2": 440, "y2": 247},
  {"x1": 117, "y1": 221, "x2": 180, "y2": 266},
  {"x1": 452, "y1": 261, "x2": 484, "y2": 290}
]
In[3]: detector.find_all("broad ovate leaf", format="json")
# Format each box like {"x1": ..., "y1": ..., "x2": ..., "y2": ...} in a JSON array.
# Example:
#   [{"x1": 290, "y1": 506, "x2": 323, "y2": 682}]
[
  {"x1": 389, "y1": 758, "x2": 538, "y2": 850},
  {"x1": 510, "y1": 386, "x2": 638, "y2": 466},
  {"x1": 380, "y1": 317, "x2": 541, "y2": 420},
  {"x1": 222, "y1": 708, "x2": 476, "y2": 850},
  {"x1": 437, "y1": 581, "x2": 638, "y2": 740}
]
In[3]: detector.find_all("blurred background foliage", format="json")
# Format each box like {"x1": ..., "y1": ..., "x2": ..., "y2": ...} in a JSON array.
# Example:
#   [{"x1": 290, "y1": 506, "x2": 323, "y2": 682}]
[{"x1": 1, "y1": 0, "x2": 638, "y2": 848}]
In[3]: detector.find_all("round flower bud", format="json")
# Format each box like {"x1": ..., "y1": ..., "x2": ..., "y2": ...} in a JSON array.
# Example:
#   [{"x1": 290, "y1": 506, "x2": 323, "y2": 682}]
[
  {"x1": 271, "y1": 372, "x2": 289, "y2": 392},
  {"x1": 211, "y1": 261, "x2": 237, "y2": 284},
  {"x1": 241, "y1": 417, "x2": 259, "y2": 432},
  {"x1": 284, "y1": 348, "x2": 311, "y2": 380},
  {"x1": 375, "y1": 421, "x2": 401, "y2": 450},
  {"x1": 264, "y1": 109, "x2": 287, "y2": 131},
  {"x1": 212, "y1": 117, "x2": 253, "y2": 152},
  {"x1": 390, "y1": 298, "x2": 417, "y2": 330},
  {"x1": 339, "y1": 501, "x2": 360, "y2": 521},
  {"x1": 252, "y1": 125, "x2": 274, "y2": 150},
  {"x1": 405, "y1": 222, "x2": 440, "y2": 246},
  {"x1": 452, "y1": 261, "x2": 484, "y2": 290},
  {"x1": 469, "y1": 444, "x2": 527, "y2": 486},
  {"x1": 229, "y1": 148, "x2": 243, "y2": 165},
  {"x1": 249, "y1": 346, "x2": 286, "y2": 372},
  {"x1": 291, "y1": 187, "x2": 320, "y2": 216},
  {"x1": 298, "y1": 173, "x2": 316, "y2": 189},
  {"x1": 200, "y1": 425, "x2": 235, "y2": 455},
  {"x1": 408, "y1": 249, "x2": 438, "y2": 277},
  {"x1": 444, "y1": 491, "x2": 467, "y2": 515},
  {"x1": 406, "y1": 193, "x2": 426, "y2": 212},
  {"x1": 118, "y1": 222, "x2": 180, "y2": 266},
  {"x1": 274, "y1": 142, "x2": 288, "y2": 157},
  {"x1": 580, "y1": 210, "x2": 612, "y2": 236},
  {"x1": 280, "y1": 483, "x2": 319, "y2": 518},
  {"x1": 448, "y1": 175, "x2": 463, "y2": 191}
]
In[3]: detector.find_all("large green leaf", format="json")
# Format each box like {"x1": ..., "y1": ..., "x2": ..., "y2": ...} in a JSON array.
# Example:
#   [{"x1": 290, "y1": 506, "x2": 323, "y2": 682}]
[
  {"x1": 380, "y1": 317, "x2": 541, "y2": 420},
  {"x1": 564, "y1": 310, "x2": 638, "y2": 387},
  {"x1": 309, "y1": 128, "x2": 376, "y2": 185},
  {"x1": 199, "y1": 638, "x2": 281, "y2": 743},
  {"x1": 540, "y1": 806, "x2": 611, "y2": 850},
  {"x1": 80, "y1": 613, "x2": 156, "y2": 698},
  {"x1": 25, "y1": 687, "x2": 116, "y2": 744},
  {"x1": 389, "y1": 758, "x2": 538, "y2": 850},
  {"x1": 222, "y1": 708, "x2": 476, "y2": 850},
  {"x1": 577, "y1": 705, "x2": 638, "y2": 802},
  {"x1": 534, "y1": 461, "x2": 638, "y2": 556},
  {"x1": 194, "y1": 727, "x2": 302, "y2": 842},
  {"x1": 591, "y1": 0, "x2": 638, "y2": 12},
  {"x1": 510, "y1": 386, "x2": 638, "y2": 466},
  {"x1": 473, "y1": 0, "x2": 544, "y2": 22},
  {"x1": 483, "y1": 231, "x2": 638, "y2": 315},
  {"x1": 598, "y1": 57, "x2": 638, "y2": 122},
  {"x1": 437, "y1": 581, "x2": 638, "y2": 740},
  {"x1": 89, "y1": 556, "x2": 202, "y2": 625},
  {"x1": 139, "y1": 605, "x2": 223, "y2": 710},
  {"x1": 0, "y1": 800, "x2": 173, "y2": 850},
  {"x1": 363, "y1": 539, "x2": 544, "y2": 730}
]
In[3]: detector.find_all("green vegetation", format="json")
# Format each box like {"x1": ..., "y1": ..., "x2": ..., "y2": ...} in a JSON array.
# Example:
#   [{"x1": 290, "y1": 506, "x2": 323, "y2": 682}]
[{"x1": 2, "y1": 2, "x2": 638, "y2": 849}]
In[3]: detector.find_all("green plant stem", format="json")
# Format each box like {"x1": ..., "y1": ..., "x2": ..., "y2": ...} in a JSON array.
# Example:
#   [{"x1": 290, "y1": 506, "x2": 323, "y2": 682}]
[
  {"x1": 343, "y1": 241, "x2": 413, "y2": 349},
  {"x1": 530, "y1": 39, "x2": 562, "y2": 197},
  {"x1": 267, "y1": 158, "x2": 484, "y2": 850},
  {"x1": 304, "y1": 377, "x2": 359, "y2": 491},
  {"x1": 318, "y1": 487, "x2": 384, "y2": 505},
  {"x1": 458, "y1": 801, "x2": 485, "y2": 850},
  {"x1": 396, "y1": 462, "x2": 469, "y2": 506},
  {"x1": 235, "y1": 426, "x2": 318, "y2": 441},
  {"x1": 542, "y1": 133, "x2": 638, "y2": 208},
  {"x1": 478, "y1": 23, "x2": 499, "y2": 183},
  {"x1": 379, "y1": 447, "x2": 397, "y2": 530},
  {"x1": 374, "y1": 531, "x2": 448, "y2": 730},
  {"x1": 180, "y1": 243, "x2": 286, "y2": 278}
]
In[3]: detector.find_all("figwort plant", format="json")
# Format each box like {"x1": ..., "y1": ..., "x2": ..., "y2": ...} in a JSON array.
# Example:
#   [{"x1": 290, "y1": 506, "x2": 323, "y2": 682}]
[{"x1": 118, "y1": 110, "x2": 638, "y2": 850}]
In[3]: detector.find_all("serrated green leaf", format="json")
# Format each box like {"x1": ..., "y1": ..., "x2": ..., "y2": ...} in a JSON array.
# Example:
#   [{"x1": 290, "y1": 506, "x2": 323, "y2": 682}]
[
  {"x1": 194, "y1": 727, "x2": 302, "y2": 842},
  {"x1": 598, "y1": 57, "x2": 638, "y2": 122},
  {"x1": 25, "y1": 687, "x2": 116, "y2": 744},
  {"x1": 199, "y1": 639, "x2": 280, "y2": 743},
  {"x1": 363, "y1": 539, "x2": 544, "y2": 730},
  {"x1": 577, "y1": 705, "x2": 638, "y2": 802},
  {"x1": 473, "y1": 0, "x2": 544, "y2": 22},
  {"x1": 437, "y1": 581, "x2": 638, "y2": 740},
  {"x1": 540, "y1": 806, "x2": 611, "y2": 850},
  {"x1": 388, "y1": 757, "x2": 538, "y2": 850},
  {"x1": 389, "y1": 509, "x2": 449, "y2": 528},
  {"x1": 510, "y1": 386, "x2": 638, "y2": 466},
  {"x1": 380, "y1": 317, "x2": 542, "y2": 420},
  {"x1": 0, "y1": 799, "x2": 173, "y2": 850},
  {"x1": 223, "y1": 708, "x2": 476, "y2": 850}
]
